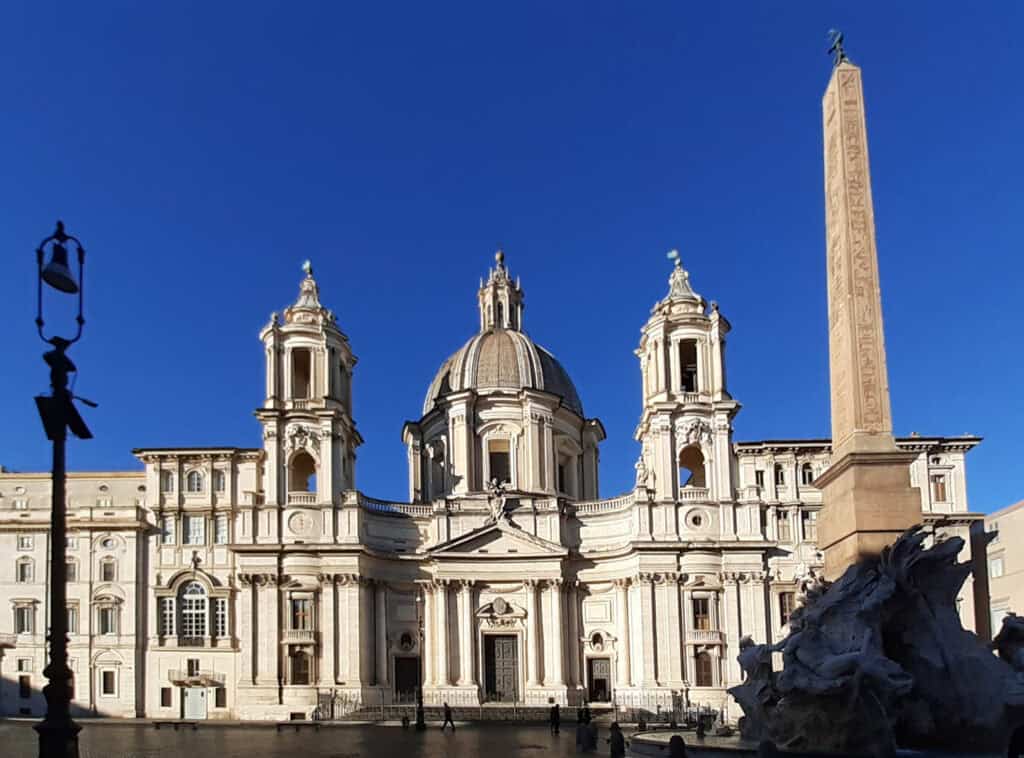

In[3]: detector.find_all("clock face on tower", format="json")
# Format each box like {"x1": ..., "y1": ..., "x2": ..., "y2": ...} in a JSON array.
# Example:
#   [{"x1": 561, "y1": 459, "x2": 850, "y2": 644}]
[{"x1": 288, "y1": 510, "x2": 315, "y2": 537}]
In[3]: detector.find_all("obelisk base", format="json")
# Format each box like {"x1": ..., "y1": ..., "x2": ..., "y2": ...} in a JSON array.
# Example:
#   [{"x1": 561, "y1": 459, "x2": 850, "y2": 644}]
[{"x1": 815, "y1": 448, "x2": 921, "y2": 580}]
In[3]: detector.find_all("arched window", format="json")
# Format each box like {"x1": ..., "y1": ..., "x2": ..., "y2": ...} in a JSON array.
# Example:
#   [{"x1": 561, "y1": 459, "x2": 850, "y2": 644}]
[
  {"x1": 213, "y1": 469, "x2": 226, "y2": 493},
  {"x1": 186, "y1": 471, "x2": 203, "y2": 493},
  {"x1": 800, "y1": 463, "x2": 814, "y2": 486},
  {"x1": 160, "y1": 471, "x2": 174, "y2": 492},
  {"x1": 289, "y1": 451, "x2": 317, "y2": 493},
  {"x1": 774, "y1": 464, "x2": 785, "y2": 486},
  {"x1": 179, "y1": 581, "x2": 208, "y2": 640},
  {"x1": 678, "y1": 445, "x2": 706, "y2": 488},
  {"x1": 695, "y1": 651, "x2": 714, "y2": 687}
]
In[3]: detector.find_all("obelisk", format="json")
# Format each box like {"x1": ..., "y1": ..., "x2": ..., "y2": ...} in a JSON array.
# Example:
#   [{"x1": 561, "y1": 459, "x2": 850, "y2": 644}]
[{"x1": 814, "y1": 42, "x2": 921, "y2": 580}]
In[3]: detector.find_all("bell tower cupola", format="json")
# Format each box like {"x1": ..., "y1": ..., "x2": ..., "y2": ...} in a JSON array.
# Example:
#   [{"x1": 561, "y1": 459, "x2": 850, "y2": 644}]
[
  {"x1": 256, "y1": 261, "x2": 363, "y2": 510},
  {"x1": 478, "y1": 250, "x2": 524, "y2": 331}
]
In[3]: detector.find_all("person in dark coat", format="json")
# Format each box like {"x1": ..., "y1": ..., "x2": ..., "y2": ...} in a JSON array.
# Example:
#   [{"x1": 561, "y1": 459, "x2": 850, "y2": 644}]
[
  {"x1": 550, "y1": 702, "x2": 561, "y2": 735},
  {"x1": 608, "y1": 722, "x2": 626, "y2": 758},
  {"x1": 669, "y1": 735, "x2": 688, "y2": 758},
  {"x1": 440, "y1": 702, "x2": 455, "y2": 732}
]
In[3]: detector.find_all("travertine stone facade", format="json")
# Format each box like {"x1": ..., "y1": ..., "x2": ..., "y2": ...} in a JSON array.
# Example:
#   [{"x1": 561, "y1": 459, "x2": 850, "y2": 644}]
[
  {"x1": 817, "y1": 60, "x2": 922, "y2": 579},
  {"x1": 973, "y1": 500, "x2": 1024, "y2": 640},
  {"x1": 0, "y1": 259, "x2": 982, "y2": 721}
]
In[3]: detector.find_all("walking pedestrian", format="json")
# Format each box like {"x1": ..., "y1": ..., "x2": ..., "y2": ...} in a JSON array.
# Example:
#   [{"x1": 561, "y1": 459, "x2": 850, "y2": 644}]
[
  {"x1": 608, "y1": 722, "x2": 626, "y2": 758},
  {"x1": 550, "y1": 702, "x2": 561, "y2": 735},
  {"x1": 440, "y1": 701, "x2": 455, "y2": 732}
]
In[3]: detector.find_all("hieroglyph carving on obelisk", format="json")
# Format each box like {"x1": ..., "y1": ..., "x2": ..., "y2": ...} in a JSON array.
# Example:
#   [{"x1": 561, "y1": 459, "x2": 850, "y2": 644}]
[{"x1": 823, "y1": 62, "x2": 895, "y2": 458}]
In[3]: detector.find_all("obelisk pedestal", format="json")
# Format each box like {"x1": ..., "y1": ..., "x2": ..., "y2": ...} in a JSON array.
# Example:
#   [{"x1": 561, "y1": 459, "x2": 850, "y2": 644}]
[{"x1": 814, "y1": 61, "x2": 920, "y2": 580}]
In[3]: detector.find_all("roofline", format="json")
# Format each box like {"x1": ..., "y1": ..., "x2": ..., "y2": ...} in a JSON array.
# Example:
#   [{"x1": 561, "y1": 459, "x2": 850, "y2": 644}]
[
  {"x1": 0, "y1": 470, "x2": 144, "y2": 479},
  {"x1": 735, "y1": 435, "x2": 982, "y2": 451},
  {"x1": 131, "y1": 447, "x2": 262, "y2": 455},
  {"x1": 987, "y1": 499, "x2": 1024, "y2": 520}
]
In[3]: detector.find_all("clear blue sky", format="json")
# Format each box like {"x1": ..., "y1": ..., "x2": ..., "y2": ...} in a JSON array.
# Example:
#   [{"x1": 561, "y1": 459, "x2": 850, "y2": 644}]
[{"x1": 2, "y1": 2, "x2": 1021, "y2": 512}]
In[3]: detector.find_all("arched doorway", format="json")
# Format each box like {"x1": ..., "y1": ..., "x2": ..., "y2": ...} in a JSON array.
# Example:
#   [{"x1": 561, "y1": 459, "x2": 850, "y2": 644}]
[{"x1": 289, "y1": 451, "x2": 317, "y2": 494}]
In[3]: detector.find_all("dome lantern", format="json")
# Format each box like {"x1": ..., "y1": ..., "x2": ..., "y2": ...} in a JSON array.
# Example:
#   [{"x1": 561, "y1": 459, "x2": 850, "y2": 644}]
[{"x1": 478, "y1": 249, "x2": 524, "y2": 332}]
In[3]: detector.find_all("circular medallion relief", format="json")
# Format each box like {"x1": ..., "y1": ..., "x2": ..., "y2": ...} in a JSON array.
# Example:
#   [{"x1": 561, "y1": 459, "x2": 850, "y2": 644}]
[
  {"x1": 288, "y1": 511, "x2": 315, "y2": 536},
  {"x1": 492, "y1": 597, "x2": 508, "y2": 615}
]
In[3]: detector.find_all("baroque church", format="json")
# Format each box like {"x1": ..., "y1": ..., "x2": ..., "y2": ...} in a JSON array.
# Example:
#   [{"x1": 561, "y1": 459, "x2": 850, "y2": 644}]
[{"x1": 0, "y1": 254, "x2": 981, "y2": 721}]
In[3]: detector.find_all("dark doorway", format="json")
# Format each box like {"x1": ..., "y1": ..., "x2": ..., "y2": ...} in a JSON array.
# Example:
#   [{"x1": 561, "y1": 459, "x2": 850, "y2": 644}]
[
  {"x1": 484, "y1": 635, "x2": 519, "y2": 702},
  {"x1": 394, "y1": 656, "x2": 420, "y2": 703},
  {"x1": 587, "y1": 658, "x2": 611, "y2": 702}
]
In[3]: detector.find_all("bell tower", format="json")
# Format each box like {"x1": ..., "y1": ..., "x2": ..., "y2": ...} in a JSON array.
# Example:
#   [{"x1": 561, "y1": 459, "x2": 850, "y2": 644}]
[
  {"x1": 634, "y1": 252, "x2": 741, "y2": 532},
  {"x1": 255, "y1": 261, "x2": 362, "y2": 509}
]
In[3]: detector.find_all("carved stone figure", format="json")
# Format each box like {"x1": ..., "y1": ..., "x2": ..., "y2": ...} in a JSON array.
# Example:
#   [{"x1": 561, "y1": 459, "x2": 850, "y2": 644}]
[
  {"x1": 730, "y1": 525, "x2": 1024, "y2": 755},
  {"x1": 485, "y1": 478, "x2": 509, "y2": 524}
]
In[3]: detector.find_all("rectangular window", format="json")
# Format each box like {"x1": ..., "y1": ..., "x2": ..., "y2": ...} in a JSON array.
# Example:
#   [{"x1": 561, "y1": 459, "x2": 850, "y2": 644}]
[
  {"x1": 66, "y1": 536, "x2": 77, "y2": 549},
  {"x1": 101, "y1": 670, "x2": 116, "y2": 696},
  {"x1": 184, "y1": 515, "x2": 205, "y2": 546},
  {"x1": 776, "y1": 511, "x2": 792, "y2": 542},
  {"x1": 215, "y1": 514, "x2": 229, "y2": 545},
  {"x1": 930, "y1": 474, "x2": 948, "y2": 502},
  {"x1": 19, "y1": 675, "x2": 31, "y2": 699},
  {"x1": 779, "y1": 592, "x2": 796, "y2": 626},
  {"x1": 990, "y1": 556, "x2": 1005, "y2": 579},
  {"x1": 17, "y1": 561, "x2": 34, "y2": 583},
  {"x1": 160, "y1": 471, "x2": 174, "y2": 492},
  {"x1": 15, "y1": 607, "x2": 34, "y2": 634},
  {"x1": 67, "y1": 605, "x2": 79, "y2": 634},
  {"x1": 802, "y1": 510, "x2": 818, "y2": 542},
  {"x1": 488, "y1": 439, "x2": 511, "y2": 486},
  {"x1": 187, "y1": 658, "x2": 201, "y2": 677},
  {"x1": 98, "y1": 607, "x2": 117, "y2": 636},
  {"x1": 101, "y1": 561, "x2": 116, "y2": 582},
  {"x1": 17, "y1": 658, "x2": 32, "y2": 672},
  {"x1": 694, "y1": 652, "x2": 714, "y2": 687},
  {"x1": 161, "y1": 515, "x2": 176, "y2": 545},
  {"x1": 159, "y1": 598, "x2": 175, "y2": 636},
  {"x1": 754, "y1": 470, "x2": 765, "y2": 488},
  {"x1": 679, "y1": 340, "x2": 698, "y2": 392},
  {"x1": 291, "y1": 598, "x2": 312, "y2": 630},
  {"x1": 987, "y1": 520, "x2": 1000, "y2": 544},
  {"x1": 17, "y1": 535, "x2": 34, "y2": 550},
  {"x1": 214, "y1": 470, "x2": 226, "y2": 493},
  {"x1": 774, "y1": 465, "x2": 785, "y2": 486},
  {"x1": 160, "y1": 687, "x2": 172, "y2": 708},
  {"x1": 215, "y1": 687, "x2": 227, "y2": 708},
  {"x1": 66, "y1": 561, "x2": 78, "y2": 583},
  {"x1": 96, "y1": 497, "x2": 113, "y2": 508},
  {"x1": 214, "y1": 597, "x2": 228, "y2": 638},
  {"x1": 693, "y1": 597, "x2": 711, "y2": 631},
  {"x1": 14, "y1": 499, "x2": 28, "y2": 510}
]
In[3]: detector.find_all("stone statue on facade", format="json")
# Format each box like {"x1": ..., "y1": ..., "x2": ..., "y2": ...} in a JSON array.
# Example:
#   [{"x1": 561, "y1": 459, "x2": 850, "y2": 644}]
[
  {"x1": 827, "y1": 28, "x2": 849, "y2": 67},
  {"x1": 634, "y1": 456, "x2": 650, "y2": 490},
  {"x1": 730, "y1": 525, "x2": 1024, "y2": 755},
  {"x1": 485, "y1": 478, "x2": 510, "y2": 524}
]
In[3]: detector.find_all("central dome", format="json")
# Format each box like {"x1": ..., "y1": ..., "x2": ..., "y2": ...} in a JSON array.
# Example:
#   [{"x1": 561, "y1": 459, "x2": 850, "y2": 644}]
[{"x1": 423, "y1": 328, "x2": 584, "y2": 416}]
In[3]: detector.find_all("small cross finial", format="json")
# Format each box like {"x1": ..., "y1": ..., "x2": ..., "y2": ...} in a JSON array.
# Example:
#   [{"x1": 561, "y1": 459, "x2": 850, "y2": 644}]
[
  {"x1": 302, "y1": 259, "x2": 313, "y2": 277},
  {"x1": 827, "y1": 29, "x2": 849, "y2": 67},
  {"x1": 495, "y1": 249, "x2": 505, "y2": 266}
]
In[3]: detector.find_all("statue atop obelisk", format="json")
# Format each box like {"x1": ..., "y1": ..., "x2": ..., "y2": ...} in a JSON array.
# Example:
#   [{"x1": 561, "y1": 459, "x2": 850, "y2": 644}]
[{"x1": 814, "y1": 32, "x2": 921, "y2": 580}]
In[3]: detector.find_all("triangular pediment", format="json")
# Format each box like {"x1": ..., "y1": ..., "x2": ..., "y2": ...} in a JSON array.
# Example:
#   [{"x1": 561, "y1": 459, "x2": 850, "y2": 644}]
[{"x1": 430, "y1": 521, "x2": 567, "y2": 559}]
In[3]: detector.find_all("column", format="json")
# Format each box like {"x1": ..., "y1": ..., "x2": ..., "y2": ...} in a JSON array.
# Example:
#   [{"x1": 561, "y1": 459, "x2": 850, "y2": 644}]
[
  {"x1": 638, "y1": 574, "x2": 657, "y2": 685},
  {"x1": 239, "y1": 575, "x2": 255, "y2": 684},
  {"x1": 435, "y1": 580, "x2": 450, "y2": 686},
  {"x1": 375, "y1": 581, "x2": 388, "y2": 686},
  {"x1": 750, "y1": 572, "x2": 768, "y2": 645},
  {"x1": 614, "y1": 579, "x2": 631, "y2": 690},
  {"x1": 663, "y1": 574, "x2": 684, "y2": 685},
  {"x1": 526, "y1": 580, "x2": 540, "y2": 686},
  {"x1": 682, "y1": 588, "x2": 695, "y2": 685},
  {"x1": 546, "y1": 579, "x2": 565, "y2": 686},
  {"x1": 360, "y1": 578, "x2": 374, "y2": 683},
  {"x1": 566, "y1": 582, "x2": 581, "y2": 687},
  {"x1": 319, "y1": 574, "x2": 337, "y2": 686},
  {"x1": 458, "y1": 580, "x2": 474, "y2": 686},
  {"x1": 722, "y1": 575, "x2": 742, "y2": 688},
  {"x1": 422, "y1": 584, "x2": 435, "y2": 686},
  {"x1": 543, "y1": 420, "x2": 555, "y2": 492}
]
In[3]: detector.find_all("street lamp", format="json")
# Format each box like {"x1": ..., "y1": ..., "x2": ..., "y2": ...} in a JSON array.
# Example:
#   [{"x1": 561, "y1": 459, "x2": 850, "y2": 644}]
[
  {"x1": 414, "y1": 591, "x2": 426, "y2": 731},
  {"x1": 32, "y1": 221, "x2": 95, "y2": 758}
]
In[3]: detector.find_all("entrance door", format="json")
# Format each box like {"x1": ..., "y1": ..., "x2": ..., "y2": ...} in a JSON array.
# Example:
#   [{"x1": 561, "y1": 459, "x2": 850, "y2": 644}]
[
  {"x1": 587, "y1": 658, "x2": 611, "y2": 702},
  {"x1": 183, "y1": 687, "x2": 207, "y2": 720},
  {"x1": 484, "y1": 635, "x2": 519, "y2": 702},
  {"x1": 394, "y1": 657, "x2": 420, "y2": 703}
]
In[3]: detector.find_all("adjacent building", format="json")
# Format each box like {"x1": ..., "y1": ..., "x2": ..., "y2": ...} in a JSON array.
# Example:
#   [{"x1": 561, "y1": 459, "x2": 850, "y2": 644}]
[
  {"x1": 972, "y1": 500, "x2": 1023, "y2": 641},
  {"x1": 0, "y1": 256, "x2": 983, "y2": 721}
]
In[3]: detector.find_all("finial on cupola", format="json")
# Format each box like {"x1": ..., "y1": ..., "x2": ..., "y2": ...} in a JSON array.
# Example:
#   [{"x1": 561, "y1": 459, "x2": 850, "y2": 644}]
[{"x1": 302, "y1": 259, "x2": 313, "y2": 277}]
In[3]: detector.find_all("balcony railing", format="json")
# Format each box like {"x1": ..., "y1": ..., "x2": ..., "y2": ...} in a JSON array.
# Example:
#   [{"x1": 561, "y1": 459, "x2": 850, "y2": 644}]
[
  {"x1": 678, "y1": 487, "x2": 710, "y2": 502},
  {"x1": 177, "y1": 636, "x2": 207, "y2": 647},
  {"x1": 287, "y1": 491, "x2": 318, "y2": 505},
  {"x1": 282, "y1": 629, "x2": 318, "y2": 644},
  {"x1": 358, "y1": 495, "x2": 432, "y2": 518},
  {"x1": 686, "y1": 629, "x2": 724, "y2": 644},
  {"x1": 169, "y1": 669, "x2": 225, "y2": 687},
  {"x1": 574, "y1": 492, "x2": 635, "y2": 515}
]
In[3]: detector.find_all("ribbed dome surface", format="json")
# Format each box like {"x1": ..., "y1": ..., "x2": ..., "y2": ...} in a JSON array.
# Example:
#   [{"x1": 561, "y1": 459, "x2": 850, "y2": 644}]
[{"x1": 423, "y1": 328, "x2": 584, "y2": 416}]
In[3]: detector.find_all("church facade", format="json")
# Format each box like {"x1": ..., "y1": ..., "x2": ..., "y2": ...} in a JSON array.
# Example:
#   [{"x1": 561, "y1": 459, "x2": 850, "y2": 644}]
[{"x1": 0, "y1": 256, "x2": 982, "y2": 721}]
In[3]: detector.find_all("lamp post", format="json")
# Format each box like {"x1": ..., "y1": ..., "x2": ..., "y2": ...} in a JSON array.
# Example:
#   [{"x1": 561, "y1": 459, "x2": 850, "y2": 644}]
[
  {"x1": 414, "y1": 591, "x2": 426, "y2": 731},
  {"x1": 32, "y1": 221, "x2": 94, "y2": 758}
]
